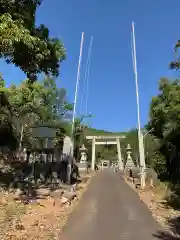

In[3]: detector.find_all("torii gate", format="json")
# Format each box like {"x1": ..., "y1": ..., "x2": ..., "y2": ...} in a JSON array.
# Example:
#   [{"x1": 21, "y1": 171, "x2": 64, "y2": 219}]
[{"x1": 86, "y1": 135, "x2": 125, "y2": 171}]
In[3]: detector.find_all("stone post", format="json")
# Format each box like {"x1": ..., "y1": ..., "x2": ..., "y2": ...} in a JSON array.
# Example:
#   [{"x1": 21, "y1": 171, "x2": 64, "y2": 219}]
[
  {"x1": 91, "y1": 137, "x2": 96, "y2": 170},
  {"x1": 116, "y1": 138, "x2": 123, "y2": 171},
  {"x1": 101, "y1": 160, "x2": 103, "y2": 171}
]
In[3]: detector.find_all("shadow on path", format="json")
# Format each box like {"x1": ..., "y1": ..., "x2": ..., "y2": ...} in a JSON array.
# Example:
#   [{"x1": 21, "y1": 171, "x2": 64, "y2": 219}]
[
  {"x1": 153, "y1": 231, "x2": 180, "y2": 240},
  {"x1": 154, "y1": 216, "x2": 180, "y2": 240}
]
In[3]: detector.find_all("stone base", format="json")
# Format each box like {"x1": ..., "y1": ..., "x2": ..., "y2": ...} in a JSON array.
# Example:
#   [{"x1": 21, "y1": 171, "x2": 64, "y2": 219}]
[{"x1": 77, "y1": 162, "x2": 87, "y2": 171}]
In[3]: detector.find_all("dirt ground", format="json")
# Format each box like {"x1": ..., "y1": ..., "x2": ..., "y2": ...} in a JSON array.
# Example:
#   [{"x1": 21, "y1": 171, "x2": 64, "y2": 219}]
[
  {"x1": 124, "y1": 176, "x2": 180, "y2": 238},
  {"x1": 0, "y1": 174, "x2": 92, "y2": 240}
]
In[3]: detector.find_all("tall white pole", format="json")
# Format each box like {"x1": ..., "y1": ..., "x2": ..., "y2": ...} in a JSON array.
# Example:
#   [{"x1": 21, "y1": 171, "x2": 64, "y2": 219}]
[
  {"x1": 131, "y1": 22, "x2": 146, "y2": 188},
  {"x1": 85, "y1": 36, "x2": 93, "y2": 116},
  {"x1": 80, "y1": 36, "x2": 92, "y2": 115},
  {"x1": 71, "y1": 32, "x2": 84, "y2": 155},
  {"x1": 19, "y1": 124, "x2": 24, "y2": 153}
]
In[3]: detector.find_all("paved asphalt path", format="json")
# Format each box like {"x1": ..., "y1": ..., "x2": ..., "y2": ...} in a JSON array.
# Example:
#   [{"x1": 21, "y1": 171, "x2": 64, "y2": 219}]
[{"x1": 60, "y1": 169, "x2": 166, "y2": 240}]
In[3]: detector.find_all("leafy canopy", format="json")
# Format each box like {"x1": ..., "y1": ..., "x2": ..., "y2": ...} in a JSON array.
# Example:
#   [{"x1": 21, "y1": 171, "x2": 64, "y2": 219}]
[
  {"x1": 147, "y1": 78, "x2": 180, "y2": 181},
  {"x1": 0, "y1": 75, "x2": 73, "y2": 149},
  {"x1": 147, "y1": 78, "x2": 180, "y2": 140},
  {"x1": 0, "y1": 0, "x2": 65, "y2": 82}
]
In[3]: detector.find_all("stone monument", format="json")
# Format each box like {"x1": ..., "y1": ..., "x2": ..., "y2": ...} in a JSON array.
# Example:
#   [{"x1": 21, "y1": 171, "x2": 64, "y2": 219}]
[
  {"x1": 63, "y1": 136, "x2": 73, "y2": 156},
  {"x1": 62, "y1": 136, "x2": 73, "y2": 184}
]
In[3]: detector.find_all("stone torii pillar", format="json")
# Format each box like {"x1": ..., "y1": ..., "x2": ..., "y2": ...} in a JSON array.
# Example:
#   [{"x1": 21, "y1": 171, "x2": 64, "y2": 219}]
[
  {"x1": 86, "y1": 135, "x2": 125, "y2": 171},
  {"x1": 116, "y1": 138, "x2": 123, "y2": 170},
  {"x1": 91, "y1": 137, "x2": 96, "y2": 170}
]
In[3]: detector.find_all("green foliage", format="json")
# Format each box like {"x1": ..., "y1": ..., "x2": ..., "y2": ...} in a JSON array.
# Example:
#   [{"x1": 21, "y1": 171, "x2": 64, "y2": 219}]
[
  {"x1": 170, "y1": 40, "x2": 180, "y2": 70},
  {"x1": 0, "y1": 76, "x2": 72, "y2": 150},
  {"x1": 147, "y1": 78, "x2": 180, "y2": 138},
  {"x1": 0, "y1": 0, "x2": 65, "y2": 82},
  {"x1": 72, "y1": 115, "x2": 92, "y2": 161},
  {"x1": 84, "y1": 128, "x2": 122, "y2": 161},
  {"x1": 147, "y1": 78, "x2": 180, "y2": 182},
  {"x1": 84, "y1": 127, "x2": 125, "y2": 136}
]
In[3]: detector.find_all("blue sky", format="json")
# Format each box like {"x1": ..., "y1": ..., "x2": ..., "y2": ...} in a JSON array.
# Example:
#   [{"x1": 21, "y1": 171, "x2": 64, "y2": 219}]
[{"x1": 1, "y1": 0, "x2": 180, "y2": 132}]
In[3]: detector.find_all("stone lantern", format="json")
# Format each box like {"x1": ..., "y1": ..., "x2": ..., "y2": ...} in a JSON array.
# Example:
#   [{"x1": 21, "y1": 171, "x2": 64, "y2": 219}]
[
  {"x1": 126, "y1": 144, "x2": 132, "y2": 158},
  {"x1": 125, "y1": 144, "x2": 135, "y2": 169},
  {"x1": 79, "y1": 144, "x2": 88, "y2": 164}
]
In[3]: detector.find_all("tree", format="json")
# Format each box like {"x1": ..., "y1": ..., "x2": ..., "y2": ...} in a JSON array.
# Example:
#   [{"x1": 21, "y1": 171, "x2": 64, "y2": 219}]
[
  {"x1": 0, "y1": 1, "x2": 65, "y2": 82},
  {"x1": 147, "y1": 78, "x2": 180, "y2": 182},
  {"x1": 0, "y1": 75, "x2": 18, "y2": 149},
  {"x1": 0, "y1": 76, "x2": 73, "y2": 152},
  {"x1": 170, "y1": 40, "x2": 180, "y2": 70}
]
